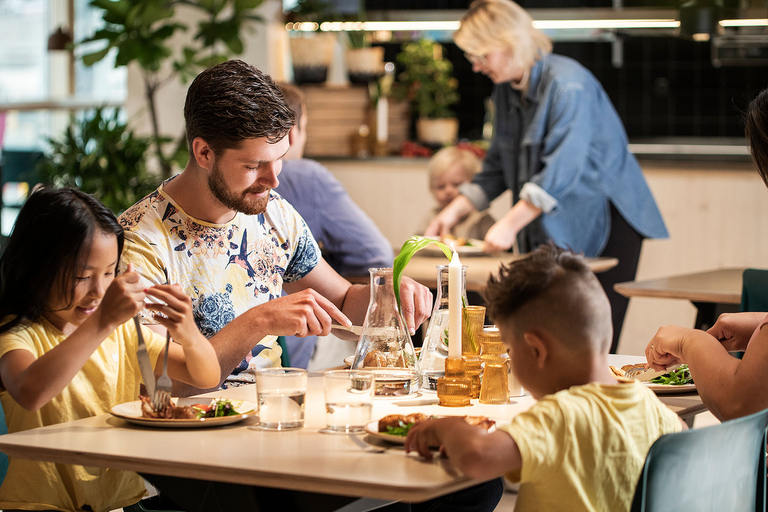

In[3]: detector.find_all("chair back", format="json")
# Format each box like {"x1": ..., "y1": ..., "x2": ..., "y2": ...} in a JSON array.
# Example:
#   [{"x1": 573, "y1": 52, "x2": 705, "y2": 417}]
[
  {"x1": 741, "y1": 268, "x2": 768, "y2": 313},
  {"x1": 631, "y1": 407, "x2": 768, "y2": 512}
]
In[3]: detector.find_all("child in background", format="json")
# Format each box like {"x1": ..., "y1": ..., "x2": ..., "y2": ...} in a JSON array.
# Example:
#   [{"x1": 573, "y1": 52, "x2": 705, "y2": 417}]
[
  {"x1": 422, "y1": 146, "x2": 495, "y2": 241},
  {"x1": 405, "y1": 244, "x2": 685, "y2": 512},
  {"x1": 0, "y1": 188, "x2": 220, "y2": 512}
]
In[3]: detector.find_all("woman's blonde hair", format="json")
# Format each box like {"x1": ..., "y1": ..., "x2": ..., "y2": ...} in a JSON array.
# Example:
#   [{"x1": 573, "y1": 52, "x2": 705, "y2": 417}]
[
  {"x1": 454, "y1": 0, "x2": 552, "y2": 73},
  {"x1": 428, "y1": 147, "x2": 482, "y2": 189}
]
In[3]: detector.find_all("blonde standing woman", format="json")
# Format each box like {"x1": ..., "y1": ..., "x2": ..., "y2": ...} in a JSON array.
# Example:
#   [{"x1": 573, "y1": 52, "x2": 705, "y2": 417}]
[{"x1": 427, "y1": 0, "x2": 668, "y2": 352}]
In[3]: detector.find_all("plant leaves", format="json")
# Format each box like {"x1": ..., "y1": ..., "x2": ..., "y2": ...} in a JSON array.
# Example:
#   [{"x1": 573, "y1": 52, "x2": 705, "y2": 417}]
[{"x1": 393, "y1": 236, "x2": 451, "y2": 313}]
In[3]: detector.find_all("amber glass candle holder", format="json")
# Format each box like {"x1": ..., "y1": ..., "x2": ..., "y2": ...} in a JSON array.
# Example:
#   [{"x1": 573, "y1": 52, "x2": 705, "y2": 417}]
[
  {"x1": 461, "y1": 305, "x2": 486, "y2": 356},
  {"x1": 463, "y1": 355, "x2": 482, "y2": 399},
  {"x1": 437, "y1": 357, "x2": 471, "y2": 407},
  {"x1": 479, "y1": 326, "x2": 510, "y2": 404}
]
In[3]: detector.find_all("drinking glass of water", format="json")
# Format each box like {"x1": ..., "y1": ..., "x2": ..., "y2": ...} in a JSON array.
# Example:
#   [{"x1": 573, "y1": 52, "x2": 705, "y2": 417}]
[
  {"x1": 322, "y1": 370, "x2": 374, "y2": 433},
  {"x1": 255, "y1": 368, "x2": 307, "y2": 431}
]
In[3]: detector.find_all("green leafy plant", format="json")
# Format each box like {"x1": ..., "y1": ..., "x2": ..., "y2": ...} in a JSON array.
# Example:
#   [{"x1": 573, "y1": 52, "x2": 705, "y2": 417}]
[
  {"x1": 394, "y1": 39, "x2": 459, "y2": 119},
  {"x1": 37, "y1": 108, "x2": 159, "y2": 215},
  {"x1": 80, "y1": 0, "x2": 266, "y2": 179},
  {"x1": 393, "y1": 236, "x2": 451, "y2": 314}
]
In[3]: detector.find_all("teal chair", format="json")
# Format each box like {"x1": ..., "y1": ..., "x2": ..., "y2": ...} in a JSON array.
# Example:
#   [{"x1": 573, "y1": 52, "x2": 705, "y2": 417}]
[
  {"x1": 630, "y1": 406, "x2": 768, "y2": 512},
  {"x1": 741, "y1": 268, "x2": 768, "y2": 313},
  {"x1": 0, "y1": 402, "x2": 8, "y2": 485}
]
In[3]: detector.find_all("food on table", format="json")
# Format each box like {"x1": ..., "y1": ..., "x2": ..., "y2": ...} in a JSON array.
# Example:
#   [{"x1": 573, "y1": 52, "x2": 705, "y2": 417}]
[
  {"x1": 377, "y1": 413, "x2": 495, "y2": 436},
  {"x1": 438, "y1": 234, "x2": 471, "y2": 247},
  {"x1": 139, "y1": 396, "x2": 240, "y2": 419},
  {"x1": 608, "y1": 363, "x2": 694, "y2": 385},
  {"x1": 363, "y1": 349, "x2": 406, "y2": 368},
  {"x1": 649, "y1": 364, "x2": 693, "y2": 386}
]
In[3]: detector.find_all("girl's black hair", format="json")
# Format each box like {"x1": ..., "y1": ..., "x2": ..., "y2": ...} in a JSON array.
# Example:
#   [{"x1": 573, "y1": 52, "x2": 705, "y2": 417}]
[{"x1": 0, "y1": 187, "x2": 124, "y2": 334}]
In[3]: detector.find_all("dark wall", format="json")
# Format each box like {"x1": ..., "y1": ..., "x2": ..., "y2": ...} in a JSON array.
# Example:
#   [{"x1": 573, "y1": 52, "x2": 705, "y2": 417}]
[{"x1": 381, "y1": 37, "x2": 768, "y2": 141}]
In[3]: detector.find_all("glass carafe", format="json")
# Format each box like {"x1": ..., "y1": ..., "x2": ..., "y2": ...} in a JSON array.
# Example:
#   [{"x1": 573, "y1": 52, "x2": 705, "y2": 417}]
[
  {"x1": 351, "y1": 267, "x2": 418, "y2": 369},
  {"x1": 419, "y1": 264, "x2": 468, "y2": 390}
]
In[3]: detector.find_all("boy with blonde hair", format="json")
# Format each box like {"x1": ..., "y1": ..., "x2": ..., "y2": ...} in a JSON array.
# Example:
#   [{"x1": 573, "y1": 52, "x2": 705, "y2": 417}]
[
  {"x1": 424, "y1": 146, "x2": 495, "y2": 241},
  {"x1": 405, "y1": 244, "x2": 685, "y2": 512}
]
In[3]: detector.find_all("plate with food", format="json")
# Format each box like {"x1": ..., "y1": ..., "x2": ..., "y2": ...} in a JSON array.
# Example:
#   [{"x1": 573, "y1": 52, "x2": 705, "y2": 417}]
[
  {"x1": 110, "y1": 397, "x2": 255, "y2": 428},
  {"x1": 364, "y1": 413, "x2": 497, "y2": 444},
  {"x1": 610, "y1": 363, "x2": 696, "y2": 394},
  {"x1": 418, "y1": 236, "x2": 486, "y2": 257}
]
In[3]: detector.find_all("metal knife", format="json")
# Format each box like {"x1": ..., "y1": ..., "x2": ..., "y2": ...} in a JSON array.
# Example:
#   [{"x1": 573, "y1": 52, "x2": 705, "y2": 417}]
[
  {"x1": 635, "y1": 364, "x2": 682, "y2": 382},
  {"x1": 331, "y1": 323, "x2": 363, "y2": 336},
  {"x1": 133, "y1": 315, "x2": 156, "y2": 399}
]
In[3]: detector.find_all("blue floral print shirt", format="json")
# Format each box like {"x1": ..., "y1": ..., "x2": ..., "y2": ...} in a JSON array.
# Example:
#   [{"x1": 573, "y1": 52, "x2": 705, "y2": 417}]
[{"x1": 118, "y1": 177, "x2": 320, "y2": 385}]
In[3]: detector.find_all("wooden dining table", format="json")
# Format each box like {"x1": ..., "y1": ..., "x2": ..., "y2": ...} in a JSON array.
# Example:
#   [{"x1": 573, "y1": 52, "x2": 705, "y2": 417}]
[
  {"x1": 404, "y1": 253, "x2": 619, "y2": 292},
  {"x1": 0, "y1": 354, "x2": 704, "y2": 510},
  {"x1": 614, "y1": 268, "x2": 744, "y2": 331}
]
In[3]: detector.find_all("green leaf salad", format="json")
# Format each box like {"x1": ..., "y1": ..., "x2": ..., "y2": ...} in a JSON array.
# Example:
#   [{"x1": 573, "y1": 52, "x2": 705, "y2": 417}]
[{"x1": 650, "y1": 364, "x2": 693, "y2": 386}]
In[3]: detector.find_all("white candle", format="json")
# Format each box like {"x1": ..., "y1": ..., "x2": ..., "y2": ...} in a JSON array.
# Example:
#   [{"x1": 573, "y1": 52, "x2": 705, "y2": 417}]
[
  {"x1": 448, "y1": 249, "x2": 462, "y2": 359},
  {"x1": 376, "y1": 97, "x2": 388, "y2": 143}
]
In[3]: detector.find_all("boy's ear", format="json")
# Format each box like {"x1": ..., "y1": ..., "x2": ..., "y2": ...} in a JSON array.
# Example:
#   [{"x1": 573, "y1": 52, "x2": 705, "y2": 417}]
[{"x1": 523, "y1": 331, "x2": 548, "y2": 369}]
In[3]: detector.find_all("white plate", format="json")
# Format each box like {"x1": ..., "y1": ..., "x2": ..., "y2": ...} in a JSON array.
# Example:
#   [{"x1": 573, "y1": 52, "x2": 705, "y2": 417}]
[
  {"x1": 110, "y1": 398, "x2": 256, "y2": 428},
  {"x1": 644, "y1": 383, "x2": 697, "y2": 394},
  {"x1": 418, "y1": 238, "x2": 487, "y2": 257}
]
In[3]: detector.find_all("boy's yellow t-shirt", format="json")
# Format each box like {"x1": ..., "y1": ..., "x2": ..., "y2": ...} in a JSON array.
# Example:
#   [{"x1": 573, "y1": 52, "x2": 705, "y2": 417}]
[
  {"x1": 0, "y1": 317, "x2": 165, "y2": 512},
  {"x1": 499, "y1": 381, "x2": 682, "y2": 512}
]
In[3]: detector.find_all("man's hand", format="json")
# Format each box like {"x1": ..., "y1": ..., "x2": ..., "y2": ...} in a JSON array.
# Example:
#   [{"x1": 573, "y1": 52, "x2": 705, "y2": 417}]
[
  {"x1": 706, "y1": 312, "x2": 765, "y2": 352},
  {"x1": 398, "y1": 277, "x2": 433, "y2": 335},
  {"x1": 252, "y1": 288, "x2": 352, "y2": 337}
]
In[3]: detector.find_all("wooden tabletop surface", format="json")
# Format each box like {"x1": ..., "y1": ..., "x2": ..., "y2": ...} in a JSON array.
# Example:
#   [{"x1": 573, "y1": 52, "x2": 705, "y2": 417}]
[
  {"x1": 614, "y1": 268, "x2": 744, "y2": 305},
  {"x1": 0, "y1": 355, "x2": 703, "y2": 502},
  {"x1": 404, "y1": 254, "x2": 618, "y2": 292}
]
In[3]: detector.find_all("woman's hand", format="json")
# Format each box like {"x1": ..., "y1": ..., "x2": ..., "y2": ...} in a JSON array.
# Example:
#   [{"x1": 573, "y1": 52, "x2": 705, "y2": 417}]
[
  {"x1": 706, "y1": 312, "x2": 766, "y2": 352},
  {"x1": 645, "y1": 325, "x2": 698, "y2": 370},
  {"x1": 483, "y1": 200, "x2": 542, "y2": 253}
]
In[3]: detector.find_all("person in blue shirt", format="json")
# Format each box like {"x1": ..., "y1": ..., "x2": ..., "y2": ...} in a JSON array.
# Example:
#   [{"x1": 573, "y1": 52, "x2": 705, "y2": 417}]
[
  {"x1": 426, "y1": 0, "x2": 668, "y2": 352},
  {"x1": 275, "y1": 83, "x2": 394, "y2": 368}
]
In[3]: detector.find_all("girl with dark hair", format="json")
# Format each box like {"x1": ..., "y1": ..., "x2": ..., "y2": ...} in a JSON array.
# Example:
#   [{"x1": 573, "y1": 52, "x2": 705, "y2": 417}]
[{"x1": 0, "y1": 188, "x2": 219, "y2": 512}]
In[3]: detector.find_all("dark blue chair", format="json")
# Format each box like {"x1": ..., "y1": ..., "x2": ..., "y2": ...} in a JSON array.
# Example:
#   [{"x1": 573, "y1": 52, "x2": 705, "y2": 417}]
[
  {"x1": 630, "y1": 406, "x2": 768, "y2": 512},
  {"x1": 741, "y1": 268, "x2": 768, "y2": 314}
]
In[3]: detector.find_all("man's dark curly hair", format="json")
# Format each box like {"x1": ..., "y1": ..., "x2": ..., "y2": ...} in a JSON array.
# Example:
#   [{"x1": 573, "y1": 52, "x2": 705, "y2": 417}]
[{"x1": 184, "y1": 60, "x2": 296, "y2": 157}]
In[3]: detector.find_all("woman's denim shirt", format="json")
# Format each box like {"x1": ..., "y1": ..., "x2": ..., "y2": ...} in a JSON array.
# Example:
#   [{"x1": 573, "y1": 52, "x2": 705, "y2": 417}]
[{"x1": 460, "y1": 53, "x2": 668, "y2": 257}]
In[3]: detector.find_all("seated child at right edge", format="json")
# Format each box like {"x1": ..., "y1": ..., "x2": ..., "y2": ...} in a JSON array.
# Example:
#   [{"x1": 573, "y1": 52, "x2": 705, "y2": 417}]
[{"x1": 405, "y1": 244, "x2": 686, "y2": 512}]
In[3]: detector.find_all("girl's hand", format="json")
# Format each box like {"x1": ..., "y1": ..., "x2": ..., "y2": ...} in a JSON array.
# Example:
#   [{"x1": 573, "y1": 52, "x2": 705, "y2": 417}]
[
  {"x1": 97, "y1": 265, "x2": 146, "y2": 328},
  {"x1": 143, "y1": 284, "x2": 200, "y2": 346},
  {"x1": 706, "y1": 312, "x2": 765, "y2": 352}
]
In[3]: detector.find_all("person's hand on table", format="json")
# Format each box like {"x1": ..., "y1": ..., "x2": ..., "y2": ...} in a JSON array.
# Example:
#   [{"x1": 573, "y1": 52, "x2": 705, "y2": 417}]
[
  {"x1": 398, "y1": 276, "x2": 433, "y2": 335},
  {"x1": 706, "y1": 312, "x2": 766, "y2": 352},
  {"x1": 405, "y1": 417, "x2": 459, "y2": 461}
]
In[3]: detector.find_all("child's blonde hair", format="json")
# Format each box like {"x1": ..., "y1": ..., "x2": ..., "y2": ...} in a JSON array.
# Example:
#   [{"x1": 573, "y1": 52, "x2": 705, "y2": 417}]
[
  {"x1": 428, "y1": 147, "x2": 482, "y2": 190},
  {"x1": 454, "y1": 0, "x2": 552, "y2": 74}
]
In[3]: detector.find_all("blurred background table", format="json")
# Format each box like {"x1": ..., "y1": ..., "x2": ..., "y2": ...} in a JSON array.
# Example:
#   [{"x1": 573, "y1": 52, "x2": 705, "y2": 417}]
[
  {"x1": 614, "y1": 268, "x2": 743, "y2": 331},
  {"x1": 405, "y1": 254, "x2": 618, "y2": 292}
]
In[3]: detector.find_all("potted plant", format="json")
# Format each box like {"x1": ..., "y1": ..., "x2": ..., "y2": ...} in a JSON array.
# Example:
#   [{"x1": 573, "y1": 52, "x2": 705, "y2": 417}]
[
  {"x1": 345, "y1": 32, "x2": 384, "y2": 84},
  {"x1": 285, "y1": 0, "x2": 338, "y2": 84},
  {"x1": 395, "y1": 39, "x2": 460, "y2": 146},
  {"x1": 80, "y1": 0, "x2": 266, "y2": 179},
  {"x1": 36, "y1": 108, "x2": 159, "y2": 215}
]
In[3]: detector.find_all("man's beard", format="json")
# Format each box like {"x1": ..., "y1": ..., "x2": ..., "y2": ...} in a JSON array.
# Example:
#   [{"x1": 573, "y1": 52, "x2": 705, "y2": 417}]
[{"x1": 208, "y1": 161, "x2": 270, "y2": 215}]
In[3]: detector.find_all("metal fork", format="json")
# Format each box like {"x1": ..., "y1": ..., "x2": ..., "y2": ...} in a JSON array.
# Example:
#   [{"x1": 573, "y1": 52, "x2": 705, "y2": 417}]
[
  {"x1": 348, "y1": 434, "x2": 386, "y2": 453},
  {"x1": 153, "y1": 330, "x2": 172, "y2": 411}
]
